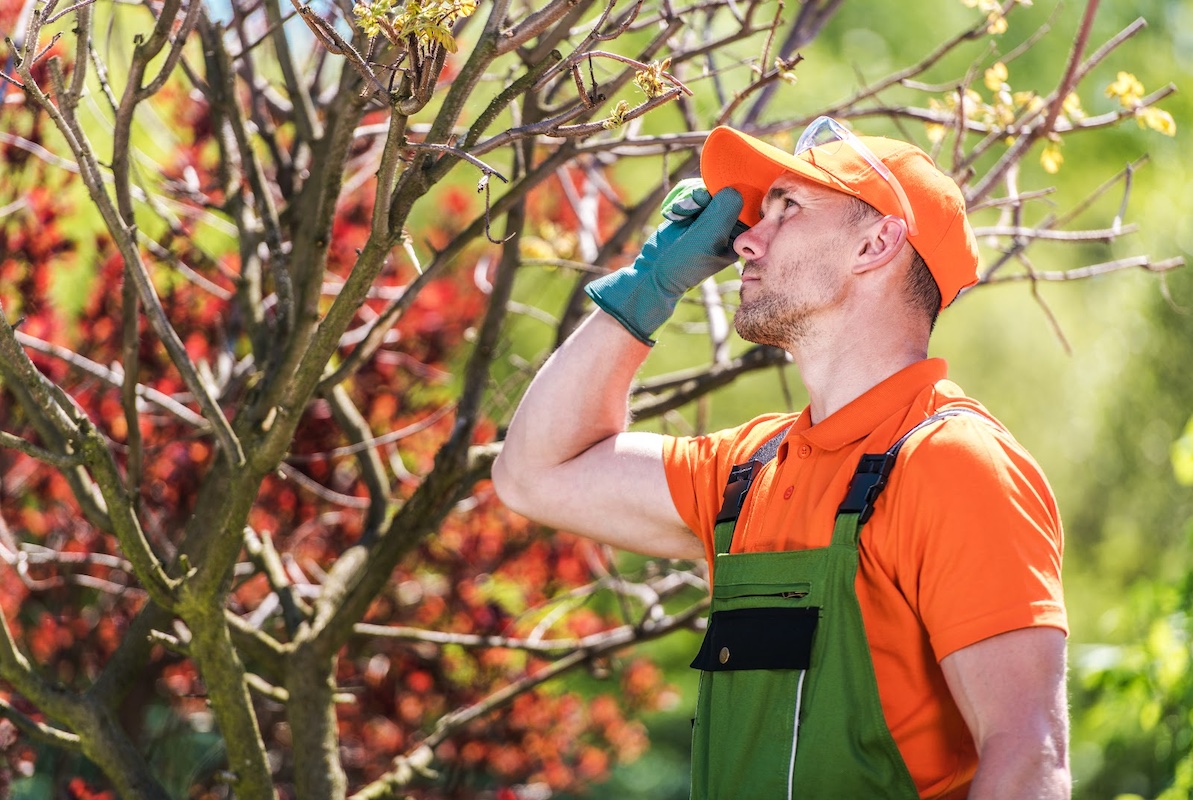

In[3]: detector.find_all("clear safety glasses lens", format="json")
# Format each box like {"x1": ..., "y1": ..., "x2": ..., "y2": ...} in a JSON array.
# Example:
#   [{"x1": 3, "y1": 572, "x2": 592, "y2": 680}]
[{"x1": 794, "y1": 116, "x2": 919, "y2": 237}]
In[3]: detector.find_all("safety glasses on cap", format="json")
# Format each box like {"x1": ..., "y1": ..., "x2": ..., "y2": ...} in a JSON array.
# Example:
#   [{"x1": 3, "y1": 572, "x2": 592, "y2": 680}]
[{"x1": 795, "y1": 116, "x2": 919, "y2": 237}]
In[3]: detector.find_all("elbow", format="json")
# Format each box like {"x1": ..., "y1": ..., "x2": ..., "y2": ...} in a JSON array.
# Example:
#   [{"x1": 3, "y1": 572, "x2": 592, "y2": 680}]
[{"x1": 491, "y1": 448, "x2": 533, "y2": 518}]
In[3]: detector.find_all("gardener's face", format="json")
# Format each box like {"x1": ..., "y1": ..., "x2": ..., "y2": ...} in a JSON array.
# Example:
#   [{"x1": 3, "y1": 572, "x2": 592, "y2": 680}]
[{"x1": 732, "y1": 173, "x2": 859, "y2": 349}]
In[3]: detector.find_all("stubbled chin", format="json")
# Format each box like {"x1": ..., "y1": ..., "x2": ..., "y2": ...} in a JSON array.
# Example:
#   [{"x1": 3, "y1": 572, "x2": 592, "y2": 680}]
[
  {"x1": 734, "y1": 305, "x2": 775, "y2": 346},
  {"x1": 735, "y1": 292, "x2": 804, "y2": 349}
]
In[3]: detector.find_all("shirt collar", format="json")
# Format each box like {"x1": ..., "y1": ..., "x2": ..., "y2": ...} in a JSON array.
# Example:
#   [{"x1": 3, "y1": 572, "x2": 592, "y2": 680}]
[{"x1": 788, "y1": 358, "x2": 948, "y2": 452}]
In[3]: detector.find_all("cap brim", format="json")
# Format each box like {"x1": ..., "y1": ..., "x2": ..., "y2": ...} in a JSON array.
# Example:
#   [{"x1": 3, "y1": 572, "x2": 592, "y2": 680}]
[{"x1": 700, "y1": 127, "x2": 862, "y2": 227}]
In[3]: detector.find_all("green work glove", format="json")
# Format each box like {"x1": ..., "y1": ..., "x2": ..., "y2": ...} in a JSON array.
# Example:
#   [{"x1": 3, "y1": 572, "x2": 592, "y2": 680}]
[{"x1": 585, "y1": 180, "x2": 745, "y2": 345}]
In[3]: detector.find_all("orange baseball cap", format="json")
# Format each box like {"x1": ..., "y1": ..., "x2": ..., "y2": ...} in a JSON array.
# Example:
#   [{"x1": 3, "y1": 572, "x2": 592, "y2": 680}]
[{"x1": 700, "y1": 125, "x2": 980, "y2": 310}]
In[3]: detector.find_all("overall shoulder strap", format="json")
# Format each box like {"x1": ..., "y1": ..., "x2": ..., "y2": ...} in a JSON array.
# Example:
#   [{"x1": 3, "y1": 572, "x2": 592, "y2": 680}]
[
  {"x1": 711, "y1": 425, "x2": 789, "y2": 555},
  {"x1": 836, "y1": 408, "x2": 988, "y2": 527}
]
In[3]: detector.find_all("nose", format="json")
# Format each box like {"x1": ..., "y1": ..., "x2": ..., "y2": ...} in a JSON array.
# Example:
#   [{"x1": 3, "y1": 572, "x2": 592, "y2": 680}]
[{"x1": 733, "y1": 222, "x2": 767, "y2": 262}]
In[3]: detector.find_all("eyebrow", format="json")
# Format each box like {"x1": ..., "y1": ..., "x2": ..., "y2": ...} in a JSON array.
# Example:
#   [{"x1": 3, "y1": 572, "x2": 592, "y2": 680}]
[
  {"x1": 765, "y1": 187, "x2": 792, "y2": 204},
  {"x1": 760, "y1": 185, "x2": 796, "y2": 217}
]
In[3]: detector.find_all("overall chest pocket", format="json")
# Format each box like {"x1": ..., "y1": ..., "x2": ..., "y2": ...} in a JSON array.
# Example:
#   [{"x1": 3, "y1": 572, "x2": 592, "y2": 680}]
[{"x1": 690, "y1": 606, "x2": 818, "y2": 671}]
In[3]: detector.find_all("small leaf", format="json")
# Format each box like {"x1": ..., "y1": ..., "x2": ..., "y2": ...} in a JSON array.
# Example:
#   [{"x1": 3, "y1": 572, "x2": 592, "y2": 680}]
[
  {"x1": 1040, "y1": 141, "x2": 1063, "y2": 174},
  {"x1": 1061, "y1": 92, "x2": 1084, "y2": 120},
  {"x1": 602, "y1": 100, "x2": 631, "y2": 130},
  {"x1": 984, "y1": 62, "x2": 1008, "y2": 92},
  {"x1": 633, "y1": 59, "x2": 672, "y2": 99},
  {"x1": 1137, "y1": 106, "x2": 1177, "y2": 137},
  {"x1": 1105, "y1": 71, "x2": 1145, "y2": 107}
]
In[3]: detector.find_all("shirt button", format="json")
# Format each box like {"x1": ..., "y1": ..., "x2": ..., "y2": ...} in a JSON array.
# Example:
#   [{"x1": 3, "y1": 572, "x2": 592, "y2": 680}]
[
  {"x1": 797, "y1": 444, "x2": 812, "y2": 459},
  {"x1": 783, "y1": 486, "x2": 794, "y2": 499},
  {"x1": 719, "y1": 647, "x2": 730, "y2": 664}
]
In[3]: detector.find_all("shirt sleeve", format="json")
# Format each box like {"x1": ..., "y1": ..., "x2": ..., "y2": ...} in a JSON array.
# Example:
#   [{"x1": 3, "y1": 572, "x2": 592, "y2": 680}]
[
  {"x1": 882, "y1": 414, "x2": 1067, "y2": 662},
  {"x1": 662, "y1": 414, "x2": 792, "y2": 565}
]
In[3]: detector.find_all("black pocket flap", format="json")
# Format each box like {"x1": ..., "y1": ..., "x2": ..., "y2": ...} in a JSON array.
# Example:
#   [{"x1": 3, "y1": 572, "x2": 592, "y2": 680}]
[{"x1": 690, "y1": 607, "x2": 818, "y2": 672}]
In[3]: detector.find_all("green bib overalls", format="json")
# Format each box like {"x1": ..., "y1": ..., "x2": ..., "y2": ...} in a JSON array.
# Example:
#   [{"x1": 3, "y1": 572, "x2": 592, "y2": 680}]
[{"x1": 689, "y1": 411, "x2": 979, "y2": 800}]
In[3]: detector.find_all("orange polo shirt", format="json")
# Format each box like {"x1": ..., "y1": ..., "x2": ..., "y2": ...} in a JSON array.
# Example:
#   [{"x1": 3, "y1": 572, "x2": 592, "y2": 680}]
[{"x1": 662, "y1": 358, "x2": 1066, "y2": 799}]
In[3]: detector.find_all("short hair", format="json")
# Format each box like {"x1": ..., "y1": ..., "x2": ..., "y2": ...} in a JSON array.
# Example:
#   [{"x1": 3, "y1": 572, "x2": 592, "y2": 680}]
[
  {"x1": 844, "y1": 197, "x2": 940, "y2": 331},
  {"x1": 904, "y1": 248, "x2": 941, "y2": 332}
]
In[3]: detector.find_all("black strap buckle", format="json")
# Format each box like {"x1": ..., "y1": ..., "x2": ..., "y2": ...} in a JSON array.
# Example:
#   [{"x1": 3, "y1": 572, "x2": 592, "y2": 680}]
[
  {"x1": 836, "y1": 452, "x2": 897, "y2": 523},
  {"x1": 715, "y1": 460, "x2": 761, "y2": 524}
]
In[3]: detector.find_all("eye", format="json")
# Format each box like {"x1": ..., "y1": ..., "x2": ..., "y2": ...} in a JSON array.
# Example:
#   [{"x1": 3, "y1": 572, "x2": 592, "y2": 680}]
[{"x1": 759, "y1": 194, "x2": 799, "y2": 220}]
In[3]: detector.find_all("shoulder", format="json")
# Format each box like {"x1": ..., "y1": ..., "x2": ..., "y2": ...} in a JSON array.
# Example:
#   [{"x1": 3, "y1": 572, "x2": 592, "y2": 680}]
[{"x1": 897, "y1": 403, "x2": 1054, "y2": 509}]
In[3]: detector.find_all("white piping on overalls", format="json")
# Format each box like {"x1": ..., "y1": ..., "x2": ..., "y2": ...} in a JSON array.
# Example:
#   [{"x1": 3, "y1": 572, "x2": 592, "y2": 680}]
[{"x1": 787, "y1": 668, "x2": 808, "y2": 800}]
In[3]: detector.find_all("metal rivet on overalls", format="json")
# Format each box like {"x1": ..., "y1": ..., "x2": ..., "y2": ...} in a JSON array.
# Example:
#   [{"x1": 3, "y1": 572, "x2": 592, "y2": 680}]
[{"x1": 719, "y1": 647, "x2": 730, "y2": 664}]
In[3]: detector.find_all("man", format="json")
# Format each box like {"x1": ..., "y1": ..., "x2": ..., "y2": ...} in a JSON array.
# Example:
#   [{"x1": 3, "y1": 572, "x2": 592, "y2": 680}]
[{"x1": 492, "y1": 117, "x2": 1069, "y2": 799}]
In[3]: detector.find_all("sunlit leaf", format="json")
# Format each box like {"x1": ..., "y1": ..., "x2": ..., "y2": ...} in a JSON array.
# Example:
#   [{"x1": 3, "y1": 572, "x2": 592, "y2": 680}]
[
  {"x1": 1137, "y1": 106, "x2": 1177, "y2": 136},
  {"x1": 1040, "y1": 141, "x2": 1063, "y2": 174},
  {"x1": 1172, "y1": 416, "x2": 1193, "y2": 485},
  {"x1": 1105, "y1": 71, "x2": 1145, "y2": 107},
  {"x1": 984, "y1": 61, "x2": 1008, "y2": 91}
]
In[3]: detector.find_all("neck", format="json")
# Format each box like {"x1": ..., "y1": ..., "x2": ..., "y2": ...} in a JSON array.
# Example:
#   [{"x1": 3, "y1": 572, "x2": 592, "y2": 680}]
[{"x1": 789, "y1": 316, "x2": 929, "y2": 424}]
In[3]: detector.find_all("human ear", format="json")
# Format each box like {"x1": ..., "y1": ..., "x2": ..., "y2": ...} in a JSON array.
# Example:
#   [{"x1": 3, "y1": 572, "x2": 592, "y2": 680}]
[{"x1": 851, "y1": 216, "x2": 908, "y2": 275}]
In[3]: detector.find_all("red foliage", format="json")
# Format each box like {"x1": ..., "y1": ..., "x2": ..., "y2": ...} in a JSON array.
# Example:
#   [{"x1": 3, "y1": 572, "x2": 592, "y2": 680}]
[
  {"x1": 67, "y1": 777, "x2": 115, "y2": 800},
  {"x1": 0, "y1": 50, "x2": 666, "y2": 799}
]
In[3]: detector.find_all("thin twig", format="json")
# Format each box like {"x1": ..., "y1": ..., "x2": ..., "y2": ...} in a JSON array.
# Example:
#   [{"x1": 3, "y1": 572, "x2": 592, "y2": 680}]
[
  {"x1": 244, "y1": 527, "x2": 312, "y2": 635},
  {"x1": 971, "y1": 224, "x2": 1138, "y2": 241},
  {"x1": 8, "y1": 542, "x2": 133, "y2": 573},
  {"x1": 984, "y1": 255, "x2": 1184, "y2": 283},
  {"x1": 0, "y1": 430, "x2": 81, "y2": 468},
  {"x1": 580, "y1": 50, "x2": 693, "y2": 95},
  {"x1": 276, "y1": 463, "x2": 370, "y2": 509},
  {"x1": 401, "y1": 141, "x2": 510, "y2": 183},
  {"x1": 967, "y1": 187, "x2": 1055, "y2": 213},
  {"x1": 290, "y1": 0, "x2": 387, "y2": 96},
  {"x1": 1020, "y1": 254, "x2": 1072, "y2": 355},
  {"x1": 0, "y1": 697, "x2": 81, "y2": 750},
  {"x1": 1052, "y1": 155, "x2": 1149, "y2": 230},
  {"x1": 631, "y1": 345, "x2": 791, "y2": 418}
]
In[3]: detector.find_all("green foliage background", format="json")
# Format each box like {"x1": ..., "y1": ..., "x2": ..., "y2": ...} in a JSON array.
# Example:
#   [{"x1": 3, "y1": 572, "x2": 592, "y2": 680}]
[{"x1": 537, "y1": 1, "x2": 1193, "y2": 797}]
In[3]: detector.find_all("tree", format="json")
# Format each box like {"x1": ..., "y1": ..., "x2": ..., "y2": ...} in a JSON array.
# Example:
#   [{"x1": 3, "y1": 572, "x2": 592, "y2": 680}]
[{"x1": 0, "y1": 0, "x2": 1181, "y2": 796}]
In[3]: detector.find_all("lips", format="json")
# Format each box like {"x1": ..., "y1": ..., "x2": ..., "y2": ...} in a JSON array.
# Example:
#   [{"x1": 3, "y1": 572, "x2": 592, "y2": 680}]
[
  {"x1": 740, "y1": 260, "x2": 763, "y2": 284},
  {"x1": 738, "y1": 273, "x2": 760, "y2": 303}
]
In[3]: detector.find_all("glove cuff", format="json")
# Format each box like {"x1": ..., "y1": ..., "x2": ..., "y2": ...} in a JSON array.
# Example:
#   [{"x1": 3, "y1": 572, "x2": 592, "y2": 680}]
[{"x1": 585, "y1": 267, "x2": 680, "y2": 346}]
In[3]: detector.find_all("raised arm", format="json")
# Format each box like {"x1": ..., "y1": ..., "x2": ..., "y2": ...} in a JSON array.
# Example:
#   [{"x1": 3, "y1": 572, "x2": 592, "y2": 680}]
[
  {"x1": 492, "y1": 183, "x2": 744, "y2": 559},
  {"x1": 493, "y1": 312, "x2": 697, "y2": 557}
]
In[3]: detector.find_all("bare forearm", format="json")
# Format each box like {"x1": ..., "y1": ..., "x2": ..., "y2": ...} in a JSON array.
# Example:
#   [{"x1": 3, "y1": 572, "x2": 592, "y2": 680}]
[
  {"x1": 502, "y1": 310, "x2": 650, "y2": 472},
  {"x1": 492, "y1": 309, "x2": 696, "y2": 557},
  {"x1": 968, "y1": 732, "x2": 1070, "y2": 800}
]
